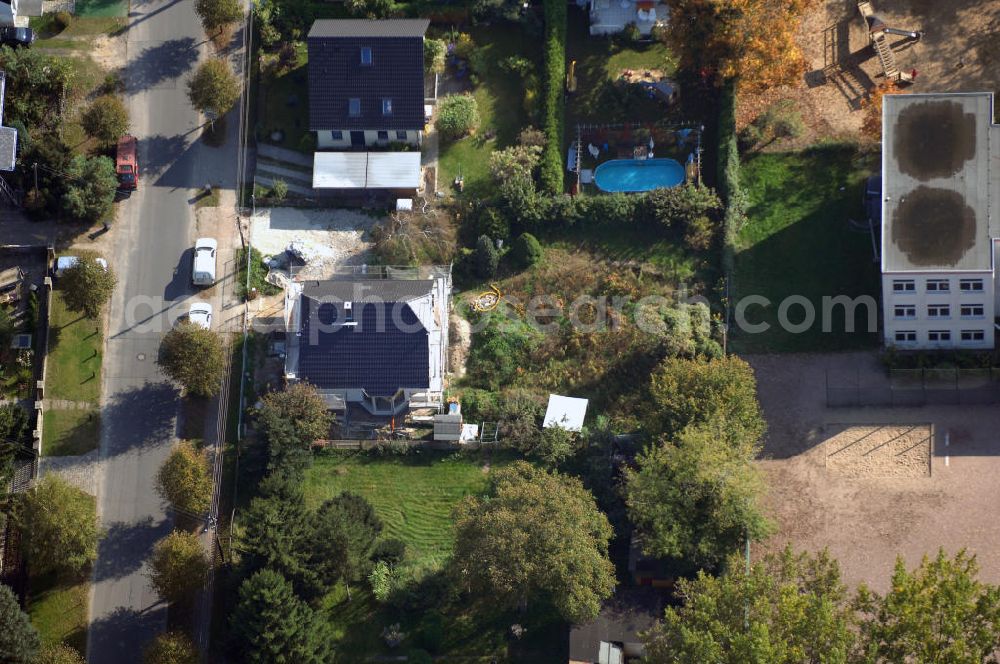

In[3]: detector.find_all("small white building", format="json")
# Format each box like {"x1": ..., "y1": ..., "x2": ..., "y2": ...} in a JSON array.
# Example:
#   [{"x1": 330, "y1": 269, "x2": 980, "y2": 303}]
[{"x1": 881, "y1": 92, "x2": 1000, "y2": 350}]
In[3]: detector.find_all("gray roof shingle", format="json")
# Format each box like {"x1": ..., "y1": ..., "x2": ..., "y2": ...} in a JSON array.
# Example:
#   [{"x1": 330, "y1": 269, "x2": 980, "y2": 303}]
[
  {"x1": 302, "y1": 279, "x2": 433, "y2": 302},
  {"x1": 308, "y1": 19, "x2": 427, "y2": 131},
  {"x1": 308, "y1": 19, "x2": 429, "y2": 39}
]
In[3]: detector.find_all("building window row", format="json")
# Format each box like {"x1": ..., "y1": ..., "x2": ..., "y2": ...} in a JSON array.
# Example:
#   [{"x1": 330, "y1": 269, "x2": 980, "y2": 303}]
[
  {"x1": 894, "y1": 329, "x2": 987, "y2": 344},
  {"x1": 893, "y1": 303, "x2": 985, "y2": 319},
  {"x1": 892, "y1": 278, "x2": 984, "y2": 293}
]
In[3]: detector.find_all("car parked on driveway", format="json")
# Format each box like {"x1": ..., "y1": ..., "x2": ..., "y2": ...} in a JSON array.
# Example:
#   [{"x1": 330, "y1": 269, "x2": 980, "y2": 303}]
[
  {"x1": 0, "y1": 27, "x2": 35, "y2": 48},
  {"x1": 187, "y1": 302, "x2": 213, "y2": 329},
  {"x1": 191, "y1": 238, "x2": 217, "y2": 287}
]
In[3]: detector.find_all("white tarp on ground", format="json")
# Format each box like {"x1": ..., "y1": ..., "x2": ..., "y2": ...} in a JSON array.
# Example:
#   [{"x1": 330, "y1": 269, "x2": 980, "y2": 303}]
[
  {"x1": 313, "y1": 151, "x2": 422, "y2": 189},
  {"x1": 543, "y1": 394, "x2": 589, "y2": 432}
]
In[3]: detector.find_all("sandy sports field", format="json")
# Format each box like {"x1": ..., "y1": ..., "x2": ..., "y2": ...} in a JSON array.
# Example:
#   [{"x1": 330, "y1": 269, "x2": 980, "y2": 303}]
[{"x1": 750, "y1": 351, "x2": 1000, "y2": 593}]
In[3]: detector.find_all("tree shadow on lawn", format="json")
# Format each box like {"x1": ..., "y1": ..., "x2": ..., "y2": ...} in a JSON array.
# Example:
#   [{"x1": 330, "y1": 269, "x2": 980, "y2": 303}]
[
  {"x1": 27, "y1": 568, "x2": 90, "y2": 654},
  {"x1": 730, "y1": 144, "x2": 880, "y2": 353}
]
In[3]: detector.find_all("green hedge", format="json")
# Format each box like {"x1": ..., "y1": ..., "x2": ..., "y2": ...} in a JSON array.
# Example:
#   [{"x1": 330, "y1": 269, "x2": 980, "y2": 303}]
[
  {"x1": 716, "y1": 79, "x2": 745, "y2": 278},
  {"x1": 540, "y1": 0, "x2": 566, "y2": 194}
]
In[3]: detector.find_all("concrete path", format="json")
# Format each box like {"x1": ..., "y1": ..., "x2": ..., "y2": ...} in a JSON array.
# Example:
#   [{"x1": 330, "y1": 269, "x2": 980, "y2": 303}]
[{"x1": 256, "y1": 142, "x2": 312, "y2": 168}]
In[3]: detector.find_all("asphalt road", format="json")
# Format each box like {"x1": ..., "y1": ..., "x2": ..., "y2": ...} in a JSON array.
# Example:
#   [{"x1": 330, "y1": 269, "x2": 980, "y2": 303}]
[{"x1": 87, "y1": 2, "x2": 241, "y2": 661}]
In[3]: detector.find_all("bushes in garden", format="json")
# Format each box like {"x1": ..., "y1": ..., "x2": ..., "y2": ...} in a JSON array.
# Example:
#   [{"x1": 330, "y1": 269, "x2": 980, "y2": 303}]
[
  {"x1": 511, "y1": 232, "x2": 543, "y2": 269},
  {"x1": 435, "y1": 94, "x2": 480, "y2": 142},
  {"x1": 474, "y1": 235, "x2": 499, "y2": 278},
  {"x1": 716, "y1": 79, "x2": 745, "y2": 277},
  {"x1": 540, "y1": 0, "x2": 566, "y2": 194}
]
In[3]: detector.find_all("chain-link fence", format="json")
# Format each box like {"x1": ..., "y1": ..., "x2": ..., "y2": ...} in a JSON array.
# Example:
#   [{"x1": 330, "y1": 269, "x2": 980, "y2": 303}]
[{"x1": 827, "y1": 367, "x2": 1000, "y2": 407}]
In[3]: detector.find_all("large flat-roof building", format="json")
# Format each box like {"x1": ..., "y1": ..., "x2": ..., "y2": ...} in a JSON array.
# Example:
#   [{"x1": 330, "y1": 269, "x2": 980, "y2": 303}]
[{"x1": 881, "y1": 92, "x2": 1000, "y2": 350}]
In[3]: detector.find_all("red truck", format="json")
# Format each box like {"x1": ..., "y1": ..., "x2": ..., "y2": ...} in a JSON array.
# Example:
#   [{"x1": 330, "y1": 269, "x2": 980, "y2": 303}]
[{"x1": 116, "y1": 135, "x2": 138, "y2": 191}]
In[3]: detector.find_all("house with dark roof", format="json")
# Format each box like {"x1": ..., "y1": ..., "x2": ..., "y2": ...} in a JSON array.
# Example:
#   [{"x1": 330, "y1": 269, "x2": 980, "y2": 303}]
[
  {"x1": 568, "y1": 587, "x2": 662, "y2": 664},
  {"x1": 307, "y1": 19, "x2": 429, "y2": 150},
  {"x1": 283, "y1": 272, "x2": 450, "y2": 415}
]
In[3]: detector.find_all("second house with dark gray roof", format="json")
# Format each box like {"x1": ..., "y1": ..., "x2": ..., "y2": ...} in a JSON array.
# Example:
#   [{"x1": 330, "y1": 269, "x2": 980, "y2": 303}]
[
  {"x1": 283, "y1": 270, "x2": 451, "y2": 416},
  {"x1": 308, "y1": 18, "x2": 429, "y2": 150}
]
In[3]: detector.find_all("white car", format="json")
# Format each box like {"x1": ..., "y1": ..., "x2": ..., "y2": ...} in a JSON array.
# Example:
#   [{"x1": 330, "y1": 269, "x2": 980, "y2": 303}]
[
  {"x1": 187, "y1": 302, "x2": 213, "y2": 329},
  {"x1": 191, "y1": 238, "x2": 217, "y2": 287}
]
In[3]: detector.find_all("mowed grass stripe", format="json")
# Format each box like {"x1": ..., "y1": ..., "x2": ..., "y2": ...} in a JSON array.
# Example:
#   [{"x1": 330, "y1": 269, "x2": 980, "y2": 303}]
[{"x1": 303, "y1": 451, "x2": 512, "y2": 564}]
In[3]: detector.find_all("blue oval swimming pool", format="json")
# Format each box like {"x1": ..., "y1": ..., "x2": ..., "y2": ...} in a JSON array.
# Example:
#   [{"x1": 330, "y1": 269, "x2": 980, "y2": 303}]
[{"x1": 593, "y1": 158, "x2": 686, "y2": 193}]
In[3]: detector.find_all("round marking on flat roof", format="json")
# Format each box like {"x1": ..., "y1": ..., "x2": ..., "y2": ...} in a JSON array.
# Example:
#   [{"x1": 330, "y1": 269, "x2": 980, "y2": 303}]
[
  {"x1": 892, "y1": 186, "x2": 976, "y2": 267},
  {"x1": 893, "y1": 100, "x2": 976, "y2": 181},
  {"x1": 137, "y1": 353, "x2": 146, "y2": 361}
]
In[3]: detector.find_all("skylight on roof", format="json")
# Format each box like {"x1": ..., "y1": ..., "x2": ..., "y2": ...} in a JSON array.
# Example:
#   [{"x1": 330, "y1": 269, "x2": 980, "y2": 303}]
[
  {"x1": 349, "y1": 98, "x2": 361, "y2": 117},
  {"x1": 360, "y1": 46, "x2": 372, "y2": 65}
]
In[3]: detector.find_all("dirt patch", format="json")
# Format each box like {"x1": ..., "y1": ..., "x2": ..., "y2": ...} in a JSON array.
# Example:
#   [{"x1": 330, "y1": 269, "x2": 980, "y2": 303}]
[
  {"x1": 749, "y1": 351, "x2": 1000, "y2": 593},
  {"x1": 249, "y1": 207, "x2": 377, "y2": 280},
  {"x1": 90, "y1": 32, "x2": 125, "y2": 73},
  {"x1": 739, "y1": 0, "x2": 1000, "y2": 145},
  {"x1": 449, "y1": 312, "x2": 471, "y2": 378},
  {"x1": 824, "y1": 424, "x2": 931, "y2": 478}
]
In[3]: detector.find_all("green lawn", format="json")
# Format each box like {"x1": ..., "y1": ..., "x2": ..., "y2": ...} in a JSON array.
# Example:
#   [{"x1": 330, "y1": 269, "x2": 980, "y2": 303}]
[
  {"x1": 73, "y1": 0, "x2": 128, "y2": 18},
  {"x1": 257, "y1": 43, "x2": 311, "y2": 154},
  {"x1": 27, "y1": 571, "x2": 91, "y2": 656},
  {"x1": 438, "y1": 24, "x2": 542, "y2": 199},
  {"x1": 731, "y1": 144, "x2": 880, "y2": 352},
  {"x1": 300, "y1": 450, "x2": 570, "y2": 660},
  {"x1": 30, "y1": 15, "x2": 124, "y2": 43},
  {"x1": 46, "y1": 290, "x2": 102, "y2": 404},
  {"x1": 565, "y1": 6, "x2": 677, "y2": 127},
  {"x1": 304, "y1": 450, "x2": 512, "y2": 568},
  {"x1": 42, "y1": 408, "x2": 100, "y2": 457}
]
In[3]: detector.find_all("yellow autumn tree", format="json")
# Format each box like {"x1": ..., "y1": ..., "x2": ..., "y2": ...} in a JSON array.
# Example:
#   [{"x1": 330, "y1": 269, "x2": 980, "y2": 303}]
[
  {"x1": 658, "y1": 0, "x2": 816, "y2": 93},
  {"x1": 861, "y1": 81, "x2": 908, "y2": 140}
]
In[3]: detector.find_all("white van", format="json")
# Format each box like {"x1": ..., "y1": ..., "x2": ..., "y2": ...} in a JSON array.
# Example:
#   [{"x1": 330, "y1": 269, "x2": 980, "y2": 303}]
[{"x1": 191, "y1": 238, "x2": 217, "y2": 287}]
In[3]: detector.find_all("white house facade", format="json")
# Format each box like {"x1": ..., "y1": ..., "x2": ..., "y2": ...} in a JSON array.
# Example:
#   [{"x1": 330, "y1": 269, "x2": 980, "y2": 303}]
[{"x1": 881, "y1": 92, "x2": 1000, "y2": 350}]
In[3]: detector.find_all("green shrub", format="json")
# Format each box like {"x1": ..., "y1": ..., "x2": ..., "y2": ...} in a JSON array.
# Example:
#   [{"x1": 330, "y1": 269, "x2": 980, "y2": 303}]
[
  {"x1": 540, "y1": 0, "x2": 566, "y2": 193},
  {"x1": 622, "y1": 21, "x2": 641, "y2": 43},
  {"x1": 684, "y1": 215, "x2": 715, "y2": 251},
  {"x1": 346, "y1": 0, "x2": 392, "y2": 19},
  {"x1": 467, "y1": 313, "x2": 540, "y2": 390},
  {"x1": 406, "y1": 650, "x2": 433, "y2": 664},
  {"x1": 236, "y1": 246, "x2": 281, "y2": 300},
  {"x1": 474, "y1": 235, "x2": 499, "y2": 279},
  {"x1": 511, "y1": 232, "x2": 543, "y2": 269},
  {"x1": 416, "y1": 612, "x2": 445, "y2": 653},
  {"x1": 473, "y1": 207, "x2": 511, "y2": 242},
  {"x1": 716, "y1": 79, "x2": 745, "y2": 277},
  {"x1": 373, "y1": 538, "x2": 407, "y2": 566},
  {"x1": 54, "y1": 11, "x2": 72, "y2": 31},
  {"x1": 270, "y1": 179, "x2": 288, "y2": 201},
  {"x1": 435, "y1": 94, "x2": 480, "y2": 142},
  {"x1": 424, "y1": 38, "x2": 446, "y2": 74}
]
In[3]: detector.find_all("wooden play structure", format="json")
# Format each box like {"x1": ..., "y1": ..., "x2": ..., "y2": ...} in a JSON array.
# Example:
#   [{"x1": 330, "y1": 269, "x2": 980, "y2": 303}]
[{"x1": 857, "y1": 1, "x2": 921, "y2": 83}]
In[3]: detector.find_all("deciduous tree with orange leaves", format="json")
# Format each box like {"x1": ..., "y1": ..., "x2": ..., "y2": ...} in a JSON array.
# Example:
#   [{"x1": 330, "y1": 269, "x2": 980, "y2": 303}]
[
  {"x1": 657, "y1": 0, "x2": 816, "y2": 93},
  {"x1": 861, "y1": 81, "x2": 908, "y2": 139}
]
